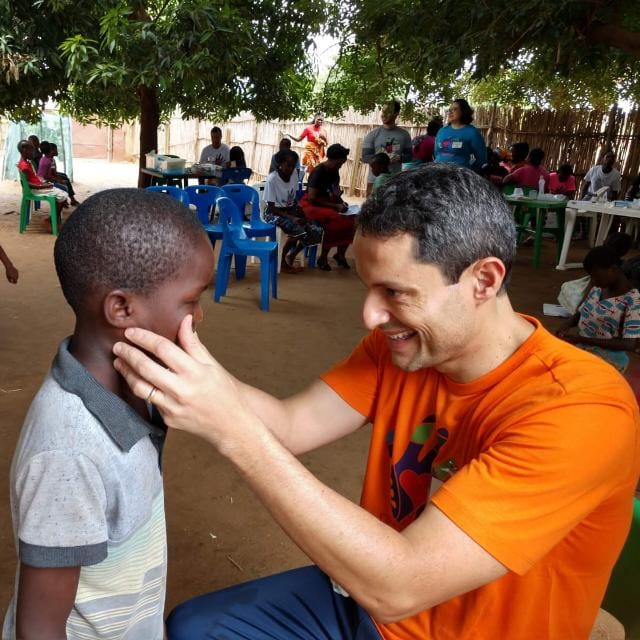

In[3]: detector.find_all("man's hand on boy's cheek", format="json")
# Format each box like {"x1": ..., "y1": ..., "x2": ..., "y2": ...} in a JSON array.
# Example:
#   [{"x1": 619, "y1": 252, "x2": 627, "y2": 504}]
[{"x1": 113, "y1": 315, "x2": 260, "y2": 452}]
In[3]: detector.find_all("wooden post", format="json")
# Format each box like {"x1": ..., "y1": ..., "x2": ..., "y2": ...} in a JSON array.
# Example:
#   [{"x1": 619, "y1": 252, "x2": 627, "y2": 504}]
[
  {"x1": 195, "y1": 119, "x2": 200, "y2": 161},
  {"x1": 250, "y1": 119, "x2": 258, "y2": 169},
  {"x1": 107, "y1": 126, "x2": 113, "y2": 162},
  {"x1": 164, "y1": 122, "x2": 170, "y2": 155},
  {"x1": 486, "y1": 103, "x2": 497, "y2": 148},
  {"x1": 604, "y1": 102, "x2": 619, "y2": 152},
  {"x1": 349, "y1": 136, "x2": 363, "y2": 196}
]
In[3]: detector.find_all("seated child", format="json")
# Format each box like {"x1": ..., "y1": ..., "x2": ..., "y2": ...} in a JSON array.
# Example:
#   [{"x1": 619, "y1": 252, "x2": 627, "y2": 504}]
[
  {"x1": 17, "y1": 139, "x2": 69, "y2": 231},
  {"x1": 37, "y1": 141, "x2": 81, "y2": 206},
  {"x1": 229, "y1": 146, "x2": 246, "y2": 169},
  {"x1": 549, "y1": 163, "x2": 576, "y2": 199},
  {"x1": 264, "y1": 149, "x2": 323, "y2": 273},
  {"x1": 370, "y1": 152, "x2": 391, "y2": 193},
  {"x1": 2, "y1": 188, "x2": 215, "y2": 640},
  {"x1": 557, "y1": 245, "x2": 640, "y2": 372}
]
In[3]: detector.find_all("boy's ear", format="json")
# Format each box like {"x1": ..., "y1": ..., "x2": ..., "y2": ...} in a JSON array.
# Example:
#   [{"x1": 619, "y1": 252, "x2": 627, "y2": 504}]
[{"x1": 102, "y1": 290, "x2": 139, "y2": 328}]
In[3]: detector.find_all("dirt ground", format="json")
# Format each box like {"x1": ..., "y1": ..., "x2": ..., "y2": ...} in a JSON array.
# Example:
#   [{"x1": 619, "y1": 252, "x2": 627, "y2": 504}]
[{"x1": 0, "y1": 160, "x2": 589, "y2": 616}]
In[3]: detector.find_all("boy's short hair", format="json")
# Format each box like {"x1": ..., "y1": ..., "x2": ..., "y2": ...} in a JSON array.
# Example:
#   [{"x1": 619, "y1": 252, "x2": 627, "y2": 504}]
[
  {"x1": 583, "y1": 245, "x2": 622, "y2": 272},
  {"x1": 371, "y1": 153, "x2": 391, "y2": 168},
  {"x1": 274, "y1": 149, "x2": 299, "y2": 165},
  {"x1": 604, "y1": 232, "x2": 632, "y2": 258},
  {"x1": 54, "y1": 188, "x2": 207, "y2": 313},
  {"x1": 327, "y1": 143, "x2": 349, "y2": 160},
  {"x1": 40, "y1": 140, "x2": 52, "y2": 155},
  {"x1": 210, "y1": 126, "x2": 222, "y2": 136}
]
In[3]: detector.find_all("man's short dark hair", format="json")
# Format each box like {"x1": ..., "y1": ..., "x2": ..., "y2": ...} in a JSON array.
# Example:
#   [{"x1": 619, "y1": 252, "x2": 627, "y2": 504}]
[
  {"x1": 558, "y1": 163, "x2": 573, "y2": 176},
  {"x1": 511, "y1": 142, "x2": 529, "y2": 163},
  {"x1": 40, "y1": 140, "x2": 52, "y2": 155},
  {"x1": 358, "y1": 163, "x2": 517, "y2": 292},
  {"x1": 385, "y1": 100, "x2": 401, "y2": 114},
  {"x1": 274, "y1": 149, "x2": 298, "y2": 165},
  {"x1": 210, "y1": 126, "x2": 222, "y2": 136},
  {"x1": 327, "y1": 143, "x2": 349, "y2": 160},
  {"x1": 528, "y1": 148, "x2": 545, "y2": 167},
  {"x1": 453, "y1": 99, "x2": 474, "y2": 125},
  {"x1": 17, "y1": 139, "x2": 29, "y2": 153},
  {"x1": 426, "y1": 119, "x2": 442, "y2": 137},
  {"x1": 54, "y1": 188, "x2": 207, "y2": 314},
  {"x1": 371, "y1": 152, "x2": 390, "y2": 168}
]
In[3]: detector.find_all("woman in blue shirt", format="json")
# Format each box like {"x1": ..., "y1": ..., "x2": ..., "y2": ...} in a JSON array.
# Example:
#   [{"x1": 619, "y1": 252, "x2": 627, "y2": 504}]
[{"x1": 435, "y1": 99, "x2": 487, "y2": 172}]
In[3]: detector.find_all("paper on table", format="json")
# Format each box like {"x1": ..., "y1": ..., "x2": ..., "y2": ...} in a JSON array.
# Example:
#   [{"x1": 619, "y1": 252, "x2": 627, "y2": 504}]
[{"x1": 543, "y1": 303, "x2": 572, "y2": 318}]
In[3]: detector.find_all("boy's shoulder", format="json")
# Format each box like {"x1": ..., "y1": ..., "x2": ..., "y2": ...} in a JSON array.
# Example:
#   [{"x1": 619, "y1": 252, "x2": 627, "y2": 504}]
[{"x1": 14, "y1": 339, "x2": 167, "y2": 476}]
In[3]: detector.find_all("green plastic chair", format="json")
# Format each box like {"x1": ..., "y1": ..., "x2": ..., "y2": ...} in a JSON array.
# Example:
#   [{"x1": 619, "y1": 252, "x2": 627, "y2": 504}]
[
  {"x1": 18, "y1": 170, "x2": 58, "y2": 235},
  {"x1": 602, "y1": 497, "x2": 640, "y2": 639}
]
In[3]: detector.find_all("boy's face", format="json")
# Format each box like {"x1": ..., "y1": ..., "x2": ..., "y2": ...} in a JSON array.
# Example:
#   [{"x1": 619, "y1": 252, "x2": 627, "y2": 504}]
[
  {"x1": 277, "y1": 156, "x2": 297, "y2": 181},
  {"x1": 132, "y1": 235, "x2": 215, "y2": 342},
  {"x1": 370, "y1": 160, "x2": 382, "y2": 176}
]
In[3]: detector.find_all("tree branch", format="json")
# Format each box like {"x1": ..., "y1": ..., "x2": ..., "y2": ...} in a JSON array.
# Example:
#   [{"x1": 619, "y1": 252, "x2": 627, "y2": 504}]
[{"x1": 582, "y1": 21, "x2": 640, "y2": 57}]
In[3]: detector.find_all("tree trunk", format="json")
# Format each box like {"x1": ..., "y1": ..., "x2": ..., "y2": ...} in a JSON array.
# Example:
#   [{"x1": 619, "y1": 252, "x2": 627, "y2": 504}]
[{"x1": 137, "y1": 85, "x2": 160, "y2": 188}]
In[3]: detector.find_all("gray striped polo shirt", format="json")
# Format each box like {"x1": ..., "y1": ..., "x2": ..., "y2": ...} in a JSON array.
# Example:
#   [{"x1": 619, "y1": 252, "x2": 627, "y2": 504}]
[{"x1": 3, "y1": 338, "x2": 167, "y2": 640}]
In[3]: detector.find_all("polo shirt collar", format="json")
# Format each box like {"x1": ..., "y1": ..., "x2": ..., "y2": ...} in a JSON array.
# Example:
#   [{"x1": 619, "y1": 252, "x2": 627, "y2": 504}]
[{"x1": 51, "y1": 337, "x2": 166, "y2": 453}]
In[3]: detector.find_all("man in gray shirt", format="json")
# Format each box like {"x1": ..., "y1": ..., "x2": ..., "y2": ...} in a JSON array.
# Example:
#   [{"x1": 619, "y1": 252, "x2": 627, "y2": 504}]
[{"x1": 361, "y1": 100, "x2": 413, "y2": 195}]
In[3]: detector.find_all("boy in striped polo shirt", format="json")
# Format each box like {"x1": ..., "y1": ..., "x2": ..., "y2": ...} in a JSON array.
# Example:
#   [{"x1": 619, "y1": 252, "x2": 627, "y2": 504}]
[{"x1": 3, "y1": 188, "x2": 214, "y2": 640}]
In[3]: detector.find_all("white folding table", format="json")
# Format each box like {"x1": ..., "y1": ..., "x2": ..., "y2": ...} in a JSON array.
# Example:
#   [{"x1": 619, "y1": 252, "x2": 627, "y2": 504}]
[{"x1": 556, "y1": 201, "x2": 640, "y2": 270}]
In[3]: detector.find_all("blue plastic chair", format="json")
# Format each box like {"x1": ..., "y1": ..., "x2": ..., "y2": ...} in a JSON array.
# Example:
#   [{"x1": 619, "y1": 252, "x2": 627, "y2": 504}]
[
  {"x1": 145, "y1": 185, "x2": 190, "y2": 207},
  {"x1": 185, "y1": 185, "x2": 227, "y2": 251},
  {"x1": 219, "y1": 167, "x2": 252, "y2": 186},
  {"x1": 186, "y1": 185, "x2": 224, "y2": 226},
  {"x1": 221, "y1": 184, "x2": 276, "y2": 242},
  {"x1": 214, "y1": 197, "x2": 278, "y2": 312}
]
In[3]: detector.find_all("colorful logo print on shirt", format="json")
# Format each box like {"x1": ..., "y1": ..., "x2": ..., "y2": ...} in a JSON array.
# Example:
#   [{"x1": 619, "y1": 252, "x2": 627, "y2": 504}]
[{"x1": 387, "y1": 417, "x2": 458, "y2": 525}]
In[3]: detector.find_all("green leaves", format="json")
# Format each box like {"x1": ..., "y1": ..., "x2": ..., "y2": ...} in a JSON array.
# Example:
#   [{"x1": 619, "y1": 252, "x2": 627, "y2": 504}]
[
  {"x1": 326, "y1": 0, "x2": 640, "y2": 111},
  {"x1": 1, "y1": 0, "x2": 332, "y2": 126}
]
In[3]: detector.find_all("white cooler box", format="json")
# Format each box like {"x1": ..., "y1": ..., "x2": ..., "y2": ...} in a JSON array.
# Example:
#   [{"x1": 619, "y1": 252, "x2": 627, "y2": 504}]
[{"x1": 157, "y1": 156, "x2": 186, "y2": 174}]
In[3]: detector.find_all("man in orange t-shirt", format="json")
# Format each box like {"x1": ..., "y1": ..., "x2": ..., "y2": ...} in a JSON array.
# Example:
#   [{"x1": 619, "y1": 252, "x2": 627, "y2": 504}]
[{"x1": 113, "y1": 164, "x2": 640, "y2": 640}]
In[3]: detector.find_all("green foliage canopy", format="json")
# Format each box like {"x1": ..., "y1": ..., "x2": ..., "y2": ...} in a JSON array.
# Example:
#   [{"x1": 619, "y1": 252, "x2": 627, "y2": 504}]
[
  {"x1": 0, "y1": 0, "x2": 334, "y2": 126},
  {"x1": 322, "y1": 0, "x2": 640, "y2": 118}
]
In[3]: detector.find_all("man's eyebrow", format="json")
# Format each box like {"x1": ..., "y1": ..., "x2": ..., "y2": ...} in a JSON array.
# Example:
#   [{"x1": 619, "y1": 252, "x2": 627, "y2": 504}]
[{"x1": 355, "y1": 273, "x2": 414, "y2": 292}]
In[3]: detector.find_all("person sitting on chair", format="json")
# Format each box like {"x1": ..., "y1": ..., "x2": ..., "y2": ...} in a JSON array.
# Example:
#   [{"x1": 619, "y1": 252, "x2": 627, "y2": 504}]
[
  {"x1": 17, "y1": 139, "x2": 69, "y2": 231},
  {"x1": 502, "y1": 148, "x2": 549, "y2": 190},
  {"x1": 27, "y1": 135, "x2": 42, "y2": 169},
  {"x1": 581, "y1": 151, "x2": 621, "y2": 201},
  {"x1": 269, "y1": 139, "x2": 301, "y2": 174},
  {"x1": 37, "y1": 142, "x2": 81, "y2": 206},
  {"x1": 549, "y1": 164, "x2": 576, "y2": 199},
  {"x1": 264, "y1": 150, "x2": 323, "y2": 274},
  {"x1": 299, "y1": 144, "x2": 355, "y2": 271}
]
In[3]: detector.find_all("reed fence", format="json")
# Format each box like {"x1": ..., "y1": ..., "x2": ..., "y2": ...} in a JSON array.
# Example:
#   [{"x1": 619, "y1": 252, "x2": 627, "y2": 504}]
[{"x1": 132, "y1": 105, "x2": 640, "y2": 197}]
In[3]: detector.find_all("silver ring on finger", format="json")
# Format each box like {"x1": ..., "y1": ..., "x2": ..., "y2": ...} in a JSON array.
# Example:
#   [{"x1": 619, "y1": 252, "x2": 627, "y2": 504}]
[{"x1": 146, "y1": 386, "x2": 157, "y2": 404}]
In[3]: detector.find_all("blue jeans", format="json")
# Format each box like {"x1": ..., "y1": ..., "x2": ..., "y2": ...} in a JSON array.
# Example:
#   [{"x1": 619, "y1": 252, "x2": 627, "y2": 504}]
[{"x1": 166, "y1": 566, "x2": 382, "y2": 640}]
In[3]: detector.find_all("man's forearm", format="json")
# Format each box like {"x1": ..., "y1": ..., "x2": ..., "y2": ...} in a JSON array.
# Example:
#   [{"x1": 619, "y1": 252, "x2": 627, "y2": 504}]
[
  {"x1": 235, "y1": 381, "x2": 295, "y2": 447},
  {"x1": 221, "y1": 415, "x2": 425, "y2": 621}
]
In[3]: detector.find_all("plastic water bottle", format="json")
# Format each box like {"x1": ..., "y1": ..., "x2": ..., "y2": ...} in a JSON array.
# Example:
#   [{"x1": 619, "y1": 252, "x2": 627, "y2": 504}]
[{"x1": 538, "y1": 175, "x2": 545, "y2": 196}]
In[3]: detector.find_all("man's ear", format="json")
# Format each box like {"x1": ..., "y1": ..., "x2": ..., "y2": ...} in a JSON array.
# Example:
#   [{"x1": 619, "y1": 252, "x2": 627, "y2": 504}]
[
  {"x1": 469, "y1": 257, "x2": 506, "y2": 301},
  {"x1": 102, "y1": 290, "x2": 138, "y2": 329}
]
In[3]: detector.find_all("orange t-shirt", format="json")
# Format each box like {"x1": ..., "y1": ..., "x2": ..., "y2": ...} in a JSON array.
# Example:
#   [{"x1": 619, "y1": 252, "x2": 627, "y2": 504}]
[{"x1": 321, "y1": 316, "x2": 640, "y2": 640}]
